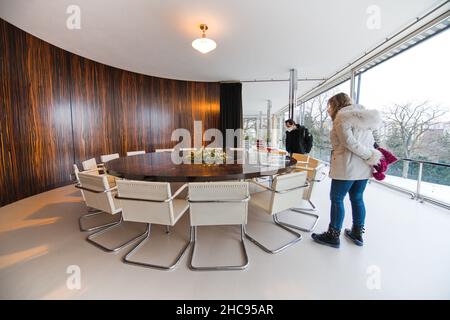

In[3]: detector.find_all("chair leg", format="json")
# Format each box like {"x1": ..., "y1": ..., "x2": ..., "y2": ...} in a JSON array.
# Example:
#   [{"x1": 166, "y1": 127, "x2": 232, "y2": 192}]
[
  {"x1": 79, "y1": 209, "x2": 120, "y2": 232},
  {"x1": 123, "y1": 224, "x2": 190, "y2": 270},
  {"x1": 244, "y1": 214, "x2": 303, "y2": 254},
  {"x1": 293, "y1": 199, "x2": 317, "y2": 212},
  {"x1": 278, "y1": 204, "x2": 320, "y2": 232},
  {"x1": 189, "y1": 225, "x2": 249, "y2": 271},
  {"x1": 86, "y1": 215, "x2": 148, "y2": 252}
]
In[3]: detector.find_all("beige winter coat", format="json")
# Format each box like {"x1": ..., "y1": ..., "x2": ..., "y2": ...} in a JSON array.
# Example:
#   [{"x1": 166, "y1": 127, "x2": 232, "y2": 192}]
[{"x1": 329, "y1": 104, "x2": 383, "y2": 180}]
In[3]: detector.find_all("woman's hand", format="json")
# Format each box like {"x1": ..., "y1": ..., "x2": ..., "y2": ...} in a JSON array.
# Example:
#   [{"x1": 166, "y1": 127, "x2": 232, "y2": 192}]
[{"x1": 364, "y1": 149, "x2": 383, "y2": 166}]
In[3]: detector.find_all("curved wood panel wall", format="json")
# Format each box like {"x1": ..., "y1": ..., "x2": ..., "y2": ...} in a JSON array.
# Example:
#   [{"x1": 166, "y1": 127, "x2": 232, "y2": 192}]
[{"x1": 0, "y1": 19, "x2": 221, "y2": 206}]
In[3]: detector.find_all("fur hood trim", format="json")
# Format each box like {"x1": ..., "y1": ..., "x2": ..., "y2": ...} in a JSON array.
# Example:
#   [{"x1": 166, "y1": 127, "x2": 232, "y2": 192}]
[{"x1": 334, "y1": 104, "x2": 382, "y2": 130}]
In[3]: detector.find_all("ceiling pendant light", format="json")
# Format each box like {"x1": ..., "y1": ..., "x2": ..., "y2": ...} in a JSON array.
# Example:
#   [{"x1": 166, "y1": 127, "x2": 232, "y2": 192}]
[{"x1": 192, "y1": 24, "x2": 217, "y2": 54}]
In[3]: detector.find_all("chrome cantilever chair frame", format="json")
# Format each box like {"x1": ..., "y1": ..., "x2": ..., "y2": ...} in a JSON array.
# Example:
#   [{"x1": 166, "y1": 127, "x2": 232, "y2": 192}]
[
  {"x1": 189, "y1": 224, "x2": 249, "y2": 271},
  {"x1": 284, "y1": 172, "x2": 325, "y2": 232},
  {"x1": 245, "y1": 180, "x2": 308, "y2": 254},
  {"x1": 285, "y1": 155, "x2": 327, "y2": 232},
  {"x1": 75, "y1": 183, "x2": 147, "y2": 252},
  {"x1": 86, "y1": 214, "x2": 147, "y2": 253},
  {"x1": 117, "y1": 184, "x2": 191, "y2": 270},
  {"x1": 73, "y1": 165, "x2": 119, "y2": 232},
  {"x1": 283, "y1": 166, "x2": 327, "y2": 232},
  {"x1": 188, "y1": 193, "x2": 250, "y2": 271},
  {"x1": 122, "y1": 223, "x2": 191, "y2": 270},
  {"x1": 78, "y1": 208, "x2": 119, "y2": 232},
  {"x1": 251, "y1": 178, "x2": 320, "y2": 232}
]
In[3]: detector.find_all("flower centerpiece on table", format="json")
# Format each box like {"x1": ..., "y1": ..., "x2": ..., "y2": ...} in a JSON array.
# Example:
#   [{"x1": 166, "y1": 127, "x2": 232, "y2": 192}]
[{"x1": 184, "y1": 147, "x2": 227, "y2": 165}]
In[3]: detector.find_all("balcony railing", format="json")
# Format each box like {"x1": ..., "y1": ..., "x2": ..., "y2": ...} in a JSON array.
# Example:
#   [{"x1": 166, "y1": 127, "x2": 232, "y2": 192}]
[{"x1": 312, "y1": 145, "x2": 450, "y2": 210}]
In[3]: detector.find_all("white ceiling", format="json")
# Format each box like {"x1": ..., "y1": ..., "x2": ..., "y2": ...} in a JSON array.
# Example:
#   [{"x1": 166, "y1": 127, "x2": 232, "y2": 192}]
[{"x1": 0, "y1": 0, "x2": 442, "y2": 114}]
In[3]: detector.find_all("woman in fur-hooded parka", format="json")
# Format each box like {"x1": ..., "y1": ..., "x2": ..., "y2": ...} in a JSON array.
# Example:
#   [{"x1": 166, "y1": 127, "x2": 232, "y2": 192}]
[{"x1": 329, "y1": 104, "x2": 383, "y2": 180}]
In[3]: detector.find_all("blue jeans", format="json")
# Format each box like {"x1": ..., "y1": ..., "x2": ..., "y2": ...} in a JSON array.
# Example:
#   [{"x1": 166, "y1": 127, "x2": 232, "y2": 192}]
[{"x1": 329, "y1": 179, "x2": 368, "y2": 230}]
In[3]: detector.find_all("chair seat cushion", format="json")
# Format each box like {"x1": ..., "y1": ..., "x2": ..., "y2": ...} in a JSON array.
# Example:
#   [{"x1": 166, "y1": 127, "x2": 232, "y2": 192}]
[{"x1": 249, "y1": 182, "x2": 269, "y2": 194}]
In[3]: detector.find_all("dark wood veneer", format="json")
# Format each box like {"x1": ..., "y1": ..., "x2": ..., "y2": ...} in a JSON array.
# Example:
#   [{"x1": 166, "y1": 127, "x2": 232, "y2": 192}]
[{"x1": 0, "y1": 18, "x2": 221, "y2": 206}]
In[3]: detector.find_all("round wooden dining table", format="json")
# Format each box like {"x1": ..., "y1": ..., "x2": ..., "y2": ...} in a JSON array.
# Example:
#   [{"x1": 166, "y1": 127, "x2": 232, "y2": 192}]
[{"x1": 105, "y1": 151, "x2": 297, "y2": 182}]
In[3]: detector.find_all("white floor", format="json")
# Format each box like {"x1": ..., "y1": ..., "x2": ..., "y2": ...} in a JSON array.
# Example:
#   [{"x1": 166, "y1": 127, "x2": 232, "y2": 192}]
[{"x1": 0, "y1": 179, "x2": 449, "y2": 299}]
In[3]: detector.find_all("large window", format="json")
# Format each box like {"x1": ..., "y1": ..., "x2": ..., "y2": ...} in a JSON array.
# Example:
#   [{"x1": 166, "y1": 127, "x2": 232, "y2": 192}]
[
  {"x1": 242, "y1": 82, "x2": 289, "y2": 150},
  {"x1": 357, "y1": 28, "x2": 450, "y2": 203},
  {"x1": 300, "y1": 27, "x2": 449, "y2": 205},
  {"x1": 299, "y1": 80, "x2": 350, "y2": 162}
]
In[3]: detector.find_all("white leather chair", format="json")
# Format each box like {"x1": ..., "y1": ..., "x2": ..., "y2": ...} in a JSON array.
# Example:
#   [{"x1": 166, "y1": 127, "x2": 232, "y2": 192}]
[
  {"x1": 246, "y1": 171, "x2": 309, "y2": 254},
  {"x1": 74, "y1": 163, "x2": 99, "y2": 177},
  {"x1": 100, "y1": 153, "x2": 119, "y2": 163},
  {"x1": 74, "y1": 164, "x2": 118, "y2": 232},
  {"x1": 284, "y1": 154, "x2": 326, "y2": 231},
  {"x1": 79, "y1": 157, "x2": 117, "y2": 190},
  {"x1": 126, "y1": 150, "x2": 146, "y2": 156},
  {"x1": 115, "y1": 180, "x2": 190, "y2": 270},
  {"x1": 188, "y1": 181, "x2": 250, "y2": 271},
  {"x1": 155, "y1": 148, "x2": 174, "y2": 153},
  {"x1": 81, "y1": 158, "x2": 104, "y2": 171},
  {"x1": 76, "y1": 172, "x2": 147, "y2": 252}
]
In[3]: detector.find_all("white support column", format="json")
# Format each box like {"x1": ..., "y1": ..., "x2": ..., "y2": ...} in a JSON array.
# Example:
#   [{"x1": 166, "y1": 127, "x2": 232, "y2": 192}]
[
  {"x1": 349, "y1": 70, "x2": 356, "y2": 102},
  {"x1": 266, "y1": 100, "x2": 272, "y2": 145},
  {"x1": 288, "y1": 69, "x2": 298, "y2": 119},
  {"x1": 258, "y1": 110, "x2": 263, "y2": 141}
]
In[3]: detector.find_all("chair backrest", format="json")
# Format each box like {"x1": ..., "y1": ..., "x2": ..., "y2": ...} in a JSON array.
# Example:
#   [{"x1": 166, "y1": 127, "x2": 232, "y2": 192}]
[
  {"x1": 126, "y1": 150, "x2": 146, "y2": 156},
  {"x1": 100, "y1": 153, "x2": 119, "y2": 163},
  {"x1": 292, "y1": 153, "x2": 310, "y2": 165},
  {"x1": 77, "y1": 172, "x2": 120, "y2": 214},
  {"x1": 303, "y1": 163, "x2": 326, "y2": 200},
  {"x1": 188, "y1": 182, "x2": 249, "y2": 226},
  {"x1": 82, "y1": 158, "x2": 98, "y2": 171},
  {"x1": 292, "y1": 155, "x2": 326, "y2": 200},
  {"x1": 116, "y1": 180, "x2": 177, "y2": 225},
  {"x1": 179, "y1": 148, "x2": 197, "y2": 153},
  {"x1": 73, "y1": 164, "x2": 86, "y2": 201},
  {"x1": 155, "y1": 148, "x2": 174, "y2": 153},
  {"x1": 73, "y1": 164, "x2": 81, "y2": 182},
  {"x1": 269, "y1": 171, "x2": 308, "y2": 214}
]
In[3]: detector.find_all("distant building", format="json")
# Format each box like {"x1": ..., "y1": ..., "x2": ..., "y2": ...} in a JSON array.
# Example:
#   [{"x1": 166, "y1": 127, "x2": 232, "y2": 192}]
[{"x1": 429, "y1": 121, "x2": 450, "y2": 134}]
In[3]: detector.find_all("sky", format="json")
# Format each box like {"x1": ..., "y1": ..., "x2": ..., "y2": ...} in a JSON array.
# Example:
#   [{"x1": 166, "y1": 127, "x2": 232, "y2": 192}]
[{"x1": 358, "y1": 28, "x2": 450, "y2": 120}]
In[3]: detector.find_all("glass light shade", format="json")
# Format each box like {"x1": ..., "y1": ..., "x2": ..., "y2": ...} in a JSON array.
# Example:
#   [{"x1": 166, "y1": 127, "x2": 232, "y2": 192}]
[{"x1": 192, "y1": 37, "x2": 217, "y2": 54}]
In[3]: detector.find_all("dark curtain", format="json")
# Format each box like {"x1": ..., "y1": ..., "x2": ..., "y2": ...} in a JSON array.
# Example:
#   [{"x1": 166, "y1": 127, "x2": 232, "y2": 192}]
[{"x1": 220, "y1": 82, "x2": 243, "y2": 147}]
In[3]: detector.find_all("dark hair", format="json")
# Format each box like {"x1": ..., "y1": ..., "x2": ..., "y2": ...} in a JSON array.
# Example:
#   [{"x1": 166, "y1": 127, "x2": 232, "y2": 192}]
[{"x1": 285, "y1": 119, "x2": 295, "y2": 126}]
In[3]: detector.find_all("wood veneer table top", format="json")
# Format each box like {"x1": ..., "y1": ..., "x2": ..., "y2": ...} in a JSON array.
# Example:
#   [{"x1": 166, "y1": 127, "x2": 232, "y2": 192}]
[{"x1": 105, "y1": 151, "x2": 297, "y2": 182}]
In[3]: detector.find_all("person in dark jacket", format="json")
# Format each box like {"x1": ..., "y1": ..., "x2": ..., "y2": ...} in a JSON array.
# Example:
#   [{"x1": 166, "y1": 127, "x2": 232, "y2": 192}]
[{"x1": 285, "y1": 119, "x2": 311, "y2": 154}]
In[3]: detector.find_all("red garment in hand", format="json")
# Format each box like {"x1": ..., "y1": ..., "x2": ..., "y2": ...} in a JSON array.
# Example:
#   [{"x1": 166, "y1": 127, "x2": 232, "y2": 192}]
[{"x1": 372, "y1": 147, "x2": 398, "y2": 181}]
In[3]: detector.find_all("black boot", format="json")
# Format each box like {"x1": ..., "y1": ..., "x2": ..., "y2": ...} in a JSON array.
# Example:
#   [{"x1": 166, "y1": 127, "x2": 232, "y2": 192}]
[
  {"x1": 311, "y1": 225, "x2": 341, "y2": 248},
  {"x1": 345, "y1": 226, "x2": 365, "y2": 246}
]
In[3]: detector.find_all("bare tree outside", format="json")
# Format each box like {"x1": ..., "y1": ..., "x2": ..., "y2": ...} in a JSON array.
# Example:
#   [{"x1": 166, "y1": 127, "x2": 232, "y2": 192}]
[
  {"x1": 243, "y1": 117, "x2": 257, "y2": 147},
  {"x1": 383, "y1": 101, "x2": 447, "y2": 177},
  {"x1": 303, "y1": 88, "x2": 338, "y2": 150}
]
